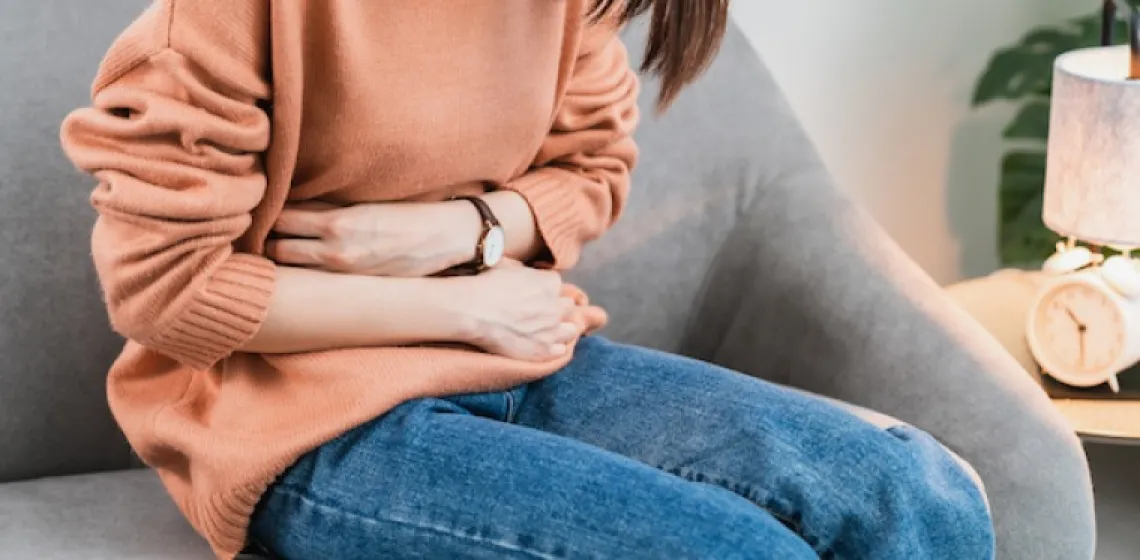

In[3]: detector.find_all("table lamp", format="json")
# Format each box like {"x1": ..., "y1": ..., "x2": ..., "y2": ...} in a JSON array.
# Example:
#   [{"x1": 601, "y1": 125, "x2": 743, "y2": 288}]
[
  {"x1": 1042, "y1": 41, "x2": 1140, "y2": 274},
  {"x1": 1026, "y1": 2, "x2": 1140, "y2": 394},
  {"x1": 1042, "y1": 3, "x2": 1140, "y2": 279}
]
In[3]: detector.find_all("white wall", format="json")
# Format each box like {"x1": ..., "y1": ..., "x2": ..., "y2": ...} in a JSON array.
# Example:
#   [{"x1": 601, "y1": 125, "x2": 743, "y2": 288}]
[{"x1": 730, "y1": 0, "x2": 1098, "y2": 284}]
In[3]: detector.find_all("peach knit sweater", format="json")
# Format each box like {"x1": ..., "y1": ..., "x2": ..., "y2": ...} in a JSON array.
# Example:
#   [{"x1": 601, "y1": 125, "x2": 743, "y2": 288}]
[{"x1": 59, "y1": 1, "x2": 639, "y2": 557}]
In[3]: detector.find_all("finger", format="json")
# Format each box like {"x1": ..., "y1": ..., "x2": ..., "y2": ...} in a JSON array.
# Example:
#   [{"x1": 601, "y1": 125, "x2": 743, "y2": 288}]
[
  {"x1": 559, "y1": 296, "x2": 576, "y2": 319},
  {"x1": 497, "y1": 337, "x2": 549, "y2": 363},
  {"x1": 581, "y1": 305, "x2": 608, "y2": 331},
  {"x1": 518, "y1": 299, "x2": 569, "y2": 326},
  {"x1": 521, "y1": 297, "x2": 575, "y2": 327},
  {"x1": 521, "y1": 340, "x2": 567, "y2": 362},
  {"x1": 266, "y1": 239, "x2": 333, "y2": 267},
  {"x1": 547, "y1": 342, "x2": 569, "y2": 357},
  {"x1": 511, "y1": 328, "x2": 569, "y2": 362},
  {"x1": 534, "y1": 322, "x2": 579, "y2": 345},
  {"x1": 540, "y1": 270, "x2": 564, "y2": 292},
  {"x1": 273, "y1": 207, "x2": 333, "y2": 238}
]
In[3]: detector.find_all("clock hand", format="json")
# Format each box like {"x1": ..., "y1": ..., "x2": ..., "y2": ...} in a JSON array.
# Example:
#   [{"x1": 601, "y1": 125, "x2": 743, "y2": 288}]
[
  {"x1": 1078, "y1": 327, "x2": 1087, "y2": 367},
  {"x1": 1064, "y1": 308, "x2": 1084, "y2": 328},
  {"x1": 1064, "y1": 307, "x2": 1089, "y2": 367}
]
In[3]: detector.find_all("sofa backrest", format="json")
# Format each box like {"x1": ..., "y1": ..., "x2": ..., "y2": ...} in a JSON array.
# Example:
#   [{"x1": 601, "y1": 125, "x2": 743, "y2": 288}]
[
  {"x1": 1, "y1": 3, "x2": 781, "y2": 482},
  {"x1": 0, "y1": 0, "x2": 151, "y2": 482}
]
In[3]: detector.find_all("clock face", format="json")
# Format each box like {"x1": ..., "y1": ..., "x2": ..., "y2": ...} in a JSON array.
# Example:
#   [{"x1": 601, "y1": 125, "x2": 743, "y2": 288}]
[
  {"x1": 1033, "y1": 282, "x2": 1126, "y2": 379},
  {"x1": 482, "y1": 226, "x2": 505, "y2": 267}
]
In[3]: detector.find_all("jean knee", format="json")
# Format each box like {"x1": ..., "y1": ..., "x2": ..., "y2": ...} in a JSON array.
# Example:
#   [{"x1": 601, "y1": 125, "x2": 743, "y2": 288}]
[
  {"x1": 886, "y1": 425, "x2": 995, "y2": 558},
  {"x1": 886, "y1": 425, "x2": 987, "y2": 504},
  {"x1": 939, "y1": 442, "x2": 989, "y2": 514}
]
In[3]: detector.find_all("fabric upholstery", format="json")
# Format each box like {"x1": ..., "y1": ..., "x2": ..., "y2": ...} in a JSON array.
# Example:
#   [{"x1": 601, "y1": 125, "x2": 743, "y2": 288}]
[
  {"x1": 567, "y1": 22, "x2": 767, "y2": 355},
  {"x1": 0, "y1": 0, "x2": 150, "y2": 482},
  {"x1": 944, "y1": 269, "x2": 1047, "y2": 378},
  {"x1": 0, "y1": 470, "x2": 209, "y2": 559}
]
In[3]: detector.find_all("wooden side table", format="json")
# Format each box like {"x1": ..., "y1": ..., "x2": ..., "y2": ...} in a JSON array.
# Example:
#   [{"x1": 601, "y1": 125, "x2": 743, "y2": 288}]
[
  {"x1": 946, "y1": 269, "x2": 1140, "y2": 445},
  {"x1": 1050, "y1": 399, "x2": 1140, "y2": 445}
]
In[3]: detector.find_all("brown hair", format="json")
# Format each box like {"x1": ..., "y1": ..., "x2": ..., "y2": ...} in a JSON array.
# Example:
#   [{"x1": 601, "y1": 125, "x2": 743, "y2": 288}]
[{"x1": 592, "y1": 0, "x2": 730, "y2": 111}]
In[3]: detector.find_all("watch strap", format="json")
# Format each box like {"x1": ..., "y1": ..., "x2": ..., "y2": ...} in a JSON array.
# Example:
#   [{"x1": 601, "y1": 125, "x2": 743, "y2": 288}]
[
  {"x1": 453, "y1": 195, "x2": 501, "y2": 273},
  {"x1": 454, "y1": 195, "x2": 500, "y2": 228}
]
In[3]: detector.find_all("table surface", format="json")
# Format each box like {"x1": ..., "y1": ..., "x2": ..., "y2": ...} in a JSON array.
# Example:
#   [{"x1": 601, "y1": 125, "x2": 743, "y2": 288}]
[
  {"x1": 943, "y1": 270, "x2": 1140, "y2": 445},
  {"x1": 1050, "y1": 398, "x2": 1140, "y2": 445}
]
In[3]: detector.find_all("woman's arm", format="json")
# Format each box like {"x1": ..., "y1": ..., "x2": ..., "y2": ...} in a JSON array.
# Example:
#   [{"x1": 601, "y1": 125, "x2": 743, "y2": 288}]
[
  {"x1": 241, "y1": 267, "x2": 463, "y2": 354},
  {"x1": 501, "y1": 16, "x2": 641, "y2": 270},
  {"x1": 61, "y1": 2, "x2": 279, "y2": 371},
  {"x1": 244, "y1": 264, "x2": 580, "y2": 362},
  {"x1": 483, "y1": 190, "x2": 545, "y2": 264},
  {"x1": 267, "y1": 196, "x2": 546, "y2": 278}
]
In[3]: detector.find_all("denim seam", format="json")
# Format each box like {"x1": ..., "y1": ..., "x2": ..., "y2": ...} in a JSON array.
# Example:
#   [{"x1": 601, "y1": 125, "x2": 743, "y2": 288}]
[
  {"x1": 268, "y1": 485, "x2": 563, "y2": 560},
  {"x1": 657, "y1": 464, "x2": 825, "y2": 553},
  {"x1": 504, "y1": 390, "x2": 518, "y2": 423}
]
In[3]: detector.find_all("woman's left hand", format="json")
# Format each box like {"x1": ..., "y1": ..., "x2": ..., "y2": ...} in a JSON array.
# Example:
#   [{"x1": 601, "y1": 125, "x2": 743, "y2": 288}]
[{"x1": 267, "y1": 200, "x2": 482, "y2": 277}]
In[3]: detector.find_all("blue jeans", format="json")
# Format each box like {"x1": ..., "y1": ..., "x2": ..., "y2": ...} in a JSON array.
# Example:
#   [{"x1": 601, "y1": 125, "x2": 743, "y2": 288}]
[{"x1": 249, "y1": 337, "x2": 994, "y2": 559}]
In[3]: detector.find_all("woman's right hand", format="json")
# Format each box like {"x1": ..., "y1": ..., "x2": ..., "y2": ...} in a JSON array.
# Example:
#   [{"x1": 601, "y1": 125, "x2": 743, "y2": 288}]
[{"x1": 452, "y1": 261, "x2": 581, "y2": 362}]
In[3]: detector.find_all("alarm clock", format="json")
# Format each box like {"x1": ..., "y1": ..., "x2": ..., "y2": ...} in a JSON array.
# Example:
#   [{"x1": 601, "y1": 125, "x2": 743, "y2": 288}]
[{"x1": 1026, "y1": 262, "x2": 1140, "y2": 392}]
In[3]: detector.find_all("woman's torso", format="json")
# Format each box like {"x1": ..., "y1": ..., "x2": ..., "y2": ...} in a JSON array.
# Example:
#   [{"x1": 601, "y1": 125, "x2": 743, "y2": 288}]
[{"x1": 286, "y1": 0, "x2": 573, "y2": 204}]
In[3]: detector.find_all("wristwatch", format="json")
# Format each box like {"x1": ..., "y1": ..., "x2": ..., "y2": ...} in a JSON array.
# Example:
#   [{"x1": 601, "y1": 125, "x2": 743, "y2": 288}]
[{"x1": 453, "y1": 195, "x2": 506, "y2": 273}]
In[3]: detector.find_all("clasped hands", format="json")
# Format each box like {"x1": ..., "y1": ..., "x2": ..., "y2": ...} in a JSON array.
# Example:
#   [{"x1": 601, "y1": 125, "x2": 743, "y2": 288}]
[{"x1": 264, "y1": 198, "x2": 585, "y2": 361}]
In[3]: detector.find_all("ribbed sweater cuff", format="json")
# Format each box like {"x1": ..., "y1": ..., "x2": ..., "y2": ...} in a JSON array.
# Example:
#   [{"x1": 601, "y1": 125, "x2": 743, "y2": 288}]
[
  {"x1": 149, "y1": 254, "x2": 276, "y2": 371},
  {"x1": 505, "y1": 168, "x2": 589, "y2": 269}
]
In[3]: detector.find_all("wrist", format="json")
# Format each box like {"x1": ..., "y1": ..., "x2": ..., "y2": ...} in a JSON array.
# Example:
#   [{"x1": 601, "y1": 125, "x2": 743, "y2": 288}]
[
  {"x1": 421, "y1": 275, "x2": 484, "y2": 343},
  {"x1": 483, "y1": 190, "x2": 544, "y2": 263},
  {"x1": 442, "y1": 199, "x2": 484, "y2": 269}
]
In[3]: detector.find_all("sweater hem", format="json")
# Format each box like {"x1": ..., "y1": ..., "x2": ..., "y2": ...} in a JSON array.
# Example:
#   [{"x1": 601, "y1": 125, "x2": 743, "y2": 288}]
[{"x1": 196, "y1": 463, "x2": 292, "y2": 560}]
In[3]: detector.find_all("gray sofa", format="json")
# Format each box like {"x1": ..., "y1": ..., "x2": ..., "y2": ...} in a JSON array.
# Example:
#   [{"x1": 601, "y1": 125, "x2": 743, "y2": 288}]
[{"x1": 0, "y1": 2, "x2": 1096, "y2": 559}]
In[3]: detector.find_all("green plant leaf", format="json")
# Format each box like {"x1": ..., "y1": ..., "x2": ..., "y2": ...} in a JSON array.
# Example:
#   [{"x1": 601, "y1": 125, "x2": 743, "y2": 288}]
[
  {"x1": 1075, "y1": 11, "x2": 1133, "y2": 46},
  {"x1": 999, "y1": 151, "x2": 1045, "y2": 221},
  {"x1": 972, "y1": 49, "x2": 1056, "y2": 106},
  {"x1": 1002, "y1": 99, "x2": 1050, "y2": 140},
  {"x1": 971, "y1": 13, "x2": 1109, "y2": 106},
  {"x1": 1020, "y1": 28, "x2": 1085, "y2": 55},
  {"x1": 1000, "y1": 196, "x2": 1058, "y2": 266},
  {"x1": 998, "y1": 151, "x2": 1056, "y2": 265}
]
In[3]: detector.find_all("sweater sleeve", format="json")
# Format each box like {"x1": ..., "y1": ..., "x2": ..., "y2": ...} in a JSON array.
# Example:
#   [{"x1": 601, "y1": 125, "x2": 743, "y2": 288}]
[
  {"x1": 60, "y1": 1, "x2": 275, "y2": 371},
  {"x1": 503, "y1": 17, "x2": 641, "y2": 270}
]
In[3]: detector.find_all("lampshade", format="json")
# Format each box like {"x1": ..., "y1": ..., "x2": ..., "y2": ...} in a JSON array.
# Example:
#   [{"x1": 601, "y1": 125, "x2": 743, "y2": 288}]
[{"x1": 1043, "y1": 45, "x2": 1140, "y2": 248}]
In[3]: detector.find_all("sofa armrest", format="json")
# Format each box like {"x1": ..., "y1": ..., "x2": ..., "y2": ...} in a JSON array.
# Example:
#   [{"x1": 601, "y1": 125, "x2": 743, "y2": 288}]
[
  {"x1": 697, "y1": 148, "x2": 1054, "y2": 438},
  {"x1": 944, "y1": 270, "x2": 1047, "y2": 380},
  {"x1": 688, "y1": 142, "x2": 1094, "y2": 558}
]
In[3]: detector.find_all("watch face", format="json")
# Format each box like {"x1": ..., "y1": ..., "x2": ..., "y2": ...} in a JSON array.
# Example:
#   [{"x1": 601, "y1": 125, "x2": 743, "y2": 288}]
[
  {"x1": 1033, "y1": 281, "x2": 1126, "y2": 381},
  {"x1": 482, "y1": 226, "x2": 506, "y2": 267}
]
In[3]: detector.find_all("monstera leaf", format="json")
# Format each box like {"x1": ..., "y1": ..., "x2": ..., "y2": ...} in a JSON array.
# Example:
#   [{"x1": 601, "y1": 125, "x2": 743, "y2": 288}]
[
  {"x1": 998, "y1": 151, "x2": 1055, "y2": 265},
  {"x1": 972, "y1": 11, "x2": 1132, "y2": 266},
  {"x1": 972, "y1": 17, "x2": 1103, "y2": 106},
  {"x1": 1002, "y1": 99, "x2": 1051, "y2": 140}
]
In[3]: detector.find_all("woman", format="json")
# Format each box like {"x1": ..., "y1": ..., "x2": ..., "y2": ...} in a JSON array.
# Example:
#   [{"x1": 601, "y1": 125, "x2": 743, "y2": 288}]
[{"x1": 61, "y1": 1, "x2": 994, "y2": 558}]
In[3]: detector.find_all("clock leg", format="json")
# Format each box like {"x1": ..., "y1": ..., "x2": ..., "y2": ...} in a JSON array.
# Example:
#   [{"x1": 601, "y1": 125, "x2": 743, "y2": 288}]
[{"x1": 1108, "y1": 373, "x2": 1121, "y2": 393}]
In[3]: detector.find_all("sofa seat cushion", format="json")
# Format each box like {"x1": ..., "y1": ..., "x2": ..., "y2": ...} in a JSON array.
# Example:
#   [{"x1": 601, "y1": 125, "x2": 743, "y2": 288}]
[{"x1": 0, "y1": 469, "x2": 211, "y2": 559}]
